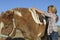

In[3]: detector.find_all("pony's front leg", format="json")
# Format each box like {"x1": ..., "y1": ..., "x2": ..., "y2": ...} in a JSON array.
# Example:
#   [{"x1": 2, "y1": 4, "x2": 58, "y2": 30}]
[
  {"x1": 32, "y1": 36, "x2": 41, "y2": 40},
  {"x1": 0, "y1": 37, "x2": 7, "y2": 40},
  {"x1": 22, "y1": 32, "x2": 32, "y2": 40}
]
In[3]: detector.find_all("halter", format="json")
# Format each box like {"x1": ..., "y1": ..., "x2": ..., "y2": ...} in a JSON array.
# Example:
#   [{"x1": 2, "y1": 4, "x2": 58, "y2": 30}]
[{"x1": 0, "y1": 18, "x2": 16, "y2": 38}]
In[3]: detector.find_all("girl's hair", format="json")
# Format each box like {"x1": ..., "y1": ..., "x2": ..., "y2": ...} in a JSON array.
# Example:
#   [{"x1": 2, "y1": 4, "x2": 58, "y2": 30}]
[
  {"x1": 48, "y1": 5, "x2": 57, "y2": 14},
  {"x1": 56, "y1": 15, "x2": 59, "y2": 23},
  {"x1": 48, "y1": 5, "x2": 59, "y2": 22}
]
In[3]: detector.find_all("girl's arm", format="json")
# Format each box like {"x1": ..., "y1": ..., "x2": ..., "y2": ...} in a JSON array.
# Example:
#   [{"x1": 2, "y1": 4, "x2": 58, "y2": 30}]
[
  {"x1": 31, "y1": 8, "x2": 51, "y2": 17},
  {"x1": 31, "y1": 8, "x2": 45, "y2": 14}
]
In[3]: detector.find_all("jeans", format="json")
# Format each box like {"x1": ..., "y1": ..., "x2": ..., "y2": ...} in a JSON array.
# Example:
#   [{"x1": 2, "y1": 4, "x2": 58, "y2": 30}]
[{"x1": 48, "y1": 31, "x2": 58, "y2": 40}]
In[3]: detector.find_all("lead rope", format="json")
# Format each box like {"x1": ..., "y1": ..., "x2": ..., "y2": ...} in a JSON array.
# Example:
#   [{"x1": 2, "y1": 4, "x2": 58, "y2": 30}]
[{"x1": 9, "y1": 18, "x2": 16, "y2": 37}]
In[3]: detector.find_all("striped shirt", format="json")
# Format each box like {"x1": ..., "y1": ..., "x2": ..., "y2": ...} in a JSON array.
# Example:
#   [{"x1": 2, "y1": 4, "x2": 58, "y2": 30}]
[{"x1": 45, "y1": 13, "x2": 58, "y2": 35}]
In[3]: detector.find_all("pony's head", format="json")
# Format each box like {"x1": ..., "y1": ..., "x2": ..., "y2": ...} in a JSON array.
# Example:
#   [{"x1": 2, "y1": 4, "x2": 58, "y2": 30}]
[{"x1": 0, "y1": 11, "x2": 16, "y2": 38}]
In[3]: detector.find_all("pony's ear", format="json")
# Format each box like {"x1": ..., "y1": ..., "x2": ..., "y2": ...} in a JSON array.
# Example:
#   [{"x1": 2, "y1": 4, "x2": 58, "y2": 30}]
[
  {"x1": 1, "y1": 12, "x2": 5, "y2": 16},
  {"x1": 1, "y1": 12, "x2": 7, "y2": 18},
  {"x1": 6, "y1": 10, "x2": 14, "y2": 16},
  {"x1": 6, "y1": 10, "x2": 14, "y2": 19}
]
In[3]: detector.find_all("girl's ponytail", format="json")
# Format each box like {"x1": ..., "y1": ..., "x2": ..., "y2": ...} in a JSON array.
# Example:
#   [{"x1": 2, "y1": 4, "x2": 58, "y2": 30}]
[{"x1": 56, "y1": 15, "x2": 59, "y2": 23}]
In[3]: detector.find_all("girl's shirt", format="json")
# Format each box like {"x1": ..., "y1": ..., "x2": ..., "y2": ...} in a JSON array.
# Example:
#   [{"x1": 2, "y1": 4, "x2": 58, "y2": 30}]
[{"x1": 45, "y1": 13, "x2": 58, "y2": 35}]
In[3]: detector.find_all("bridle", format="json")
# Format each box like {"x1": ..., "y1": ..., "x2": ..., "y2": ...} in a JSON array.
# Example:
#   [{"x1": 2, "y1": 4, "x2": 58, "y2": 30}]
[{"x1": 0, "y1": 18, "x2": 16, "y2": 38}]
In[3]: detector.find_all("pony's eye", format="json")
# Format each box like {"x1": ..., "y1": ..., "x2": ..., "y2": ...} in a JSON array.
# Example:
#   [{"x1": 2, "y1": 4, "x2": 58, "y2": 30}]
[
  {"x1": 5, "y1": 25, "x2": 8, "y2": 27},
  {"x1": 5, "y1": 24, "x2": 9, "y2": 28}
]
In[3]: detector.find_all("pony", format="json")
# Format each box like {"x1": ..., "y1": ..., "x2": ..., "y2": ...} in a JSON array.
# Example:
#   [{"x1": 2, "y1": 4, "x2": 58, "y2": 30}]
[{"x1": 0, "y1": 8, "x2": 46, "y2": 40}]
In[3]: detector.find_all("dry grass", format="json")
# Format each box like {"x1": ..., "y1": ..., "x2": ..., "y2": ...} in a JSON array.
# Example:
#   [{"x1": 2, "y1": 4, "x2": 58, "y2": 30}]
[{"x1": 58, "y1": 27, "x2": 60, "y2": 35}]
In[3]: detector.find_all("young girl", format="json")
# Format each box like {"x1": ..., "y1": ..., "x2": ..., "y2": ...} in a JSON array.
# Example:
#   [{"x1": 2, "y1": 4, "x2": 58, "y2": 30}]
[{"x1": 31, "y1": 5, "x2": 59, "y2": 40}]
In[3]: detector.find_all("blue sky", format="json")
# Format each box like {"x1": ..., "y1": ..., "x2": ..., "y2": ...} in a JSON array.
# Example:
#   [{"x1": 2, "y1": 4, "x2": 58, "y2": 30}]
[{"x1": 0, "y1": 0, "x2": 60, "y2": 25}]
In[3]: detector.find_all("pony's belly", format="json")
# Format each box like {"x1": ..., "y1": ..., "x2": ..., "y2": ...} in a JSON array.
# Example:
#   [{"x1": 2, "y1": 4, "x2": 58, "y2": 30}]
[{"x1": 13, "y1": 30, "x2": 24, "y2": 38}]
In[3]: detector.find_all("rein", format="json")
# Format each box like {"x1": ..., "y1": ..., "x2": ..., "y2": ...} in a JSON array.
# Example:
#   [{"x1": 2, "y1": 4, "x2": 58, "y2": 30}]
[{"x1": 0, "y1": 18, "x2": 16, "y2": 38}]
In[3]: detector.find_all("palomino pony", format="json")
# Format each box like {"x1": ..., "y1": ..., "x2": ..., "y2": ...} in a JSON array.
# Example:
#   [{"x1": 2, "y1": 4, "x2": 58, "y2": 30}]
[{"x1": 0, "y1": 8, "x2": 46, "y2": 40}]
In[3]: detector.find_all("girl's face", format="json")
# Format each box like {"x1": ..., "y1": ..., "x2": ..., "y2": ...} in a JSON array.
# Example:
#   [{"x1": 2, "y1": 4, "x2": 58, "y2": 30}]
[
  {"x1": 52, "y1": 7, "x2": 56, "y2": 13},
  {"x1": 48, "y1": 7, "x2": 56, "y2": 14}
]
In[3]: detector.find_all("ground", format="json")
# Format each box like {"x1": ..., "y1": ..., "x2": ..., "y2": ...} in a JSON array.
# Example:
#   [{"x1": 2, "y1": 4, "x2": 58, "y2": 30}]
[{"x1": 58, "y1": 27, "x2": 60, "y2": 40}]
